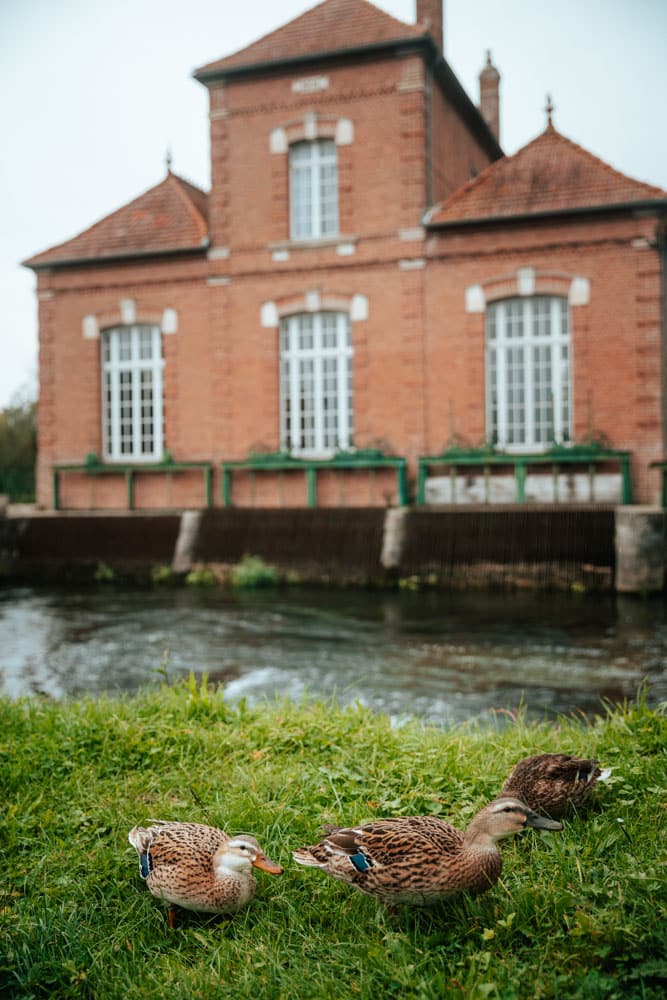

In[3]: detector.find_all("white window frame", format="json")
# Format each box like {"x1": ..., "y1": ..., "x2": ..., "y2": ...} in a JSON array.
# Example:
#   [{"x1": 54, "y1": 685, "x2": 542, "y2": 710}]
[
  {"x1": 485, "y1": 296, "x2": 572, "y2": 451},
  {"x1": 101, "y1": 324, "x2": 164, "y2": 462},
  {"x1": 289, "y1": 139, "x2": 339, "y2": 240},
  {"x1": 279, "y1": 311, "x2": 353, "y2": 457}
]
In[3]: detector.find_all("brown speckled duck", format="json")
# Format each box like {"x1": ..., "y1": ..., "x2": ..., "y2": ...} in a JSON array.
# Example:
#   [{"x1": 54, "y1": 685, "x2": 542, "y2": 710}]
[
  {"x1": 501, "y1": 753, "x2": 612, "y2": 819},
  {"x1": 128, "y1": 821, "x2": 283, "y2": 926},
  {"x1": 292, "y1": 797, "x2": 561, "y2": 907}
]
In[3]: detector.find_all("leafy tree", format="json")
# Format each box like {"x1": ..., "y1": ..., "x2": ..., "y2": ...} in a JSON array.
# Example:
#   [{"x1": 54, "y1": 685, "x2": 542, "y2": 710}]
[{"x1": 0, "y1": 388, "x2": 37, "y2": 501}]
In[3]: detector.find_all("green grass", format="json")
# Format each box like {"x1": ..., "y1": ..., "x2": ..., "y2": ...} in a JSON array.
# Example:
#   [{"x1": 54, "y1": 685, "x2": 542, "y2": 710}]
[{"x1": 1, "y1": 680, "x2": 665, "y2": 999}]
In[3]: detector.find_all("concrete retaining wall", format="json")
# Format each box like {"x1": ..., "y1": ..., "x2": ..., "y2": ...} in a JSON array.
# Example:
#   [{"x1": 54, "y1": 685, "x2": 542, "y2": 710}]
[{"x1": 0, "y1": 504, "x2": 638, "y2": 590}]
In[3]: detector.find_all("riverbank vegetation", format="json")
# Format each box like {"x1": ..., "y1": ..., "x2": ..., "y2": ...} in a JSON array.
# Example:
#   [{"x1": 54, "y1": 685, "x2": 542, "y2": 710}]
[
  {"x1": 1, "y1": 683, "x2": 665, "y2": 999},
  {"x1": 0, "y1": 391, "x2": 36, "y2": 502}
]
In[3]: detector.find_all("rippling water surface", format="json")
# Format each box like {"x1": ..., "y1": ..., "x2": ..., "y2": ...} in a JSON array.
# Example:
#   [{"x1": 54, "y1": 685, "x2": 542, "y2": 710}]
[{"x1": 1, "y1": 585, "x2": 665, "y2": 724}]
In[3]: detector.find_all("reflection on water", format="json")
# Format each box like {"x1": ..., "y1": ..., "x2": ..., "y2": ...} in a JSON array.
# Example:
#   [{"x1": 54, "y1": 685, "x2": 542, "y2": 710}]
[{"x1": 0, "y1": 585, "x2": 665, "y2": 725}]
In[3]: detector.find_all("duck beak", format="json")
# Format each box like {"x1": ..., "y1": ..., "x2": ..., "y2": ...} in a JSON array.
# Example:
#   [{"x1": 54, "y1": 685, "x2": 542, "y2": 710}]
[
  {"x1": 525, "y1": 810, "x2": 563, "y2": 831},
  {"x1": 252, "y1": 850, "x2": 284, "y2": 875}
]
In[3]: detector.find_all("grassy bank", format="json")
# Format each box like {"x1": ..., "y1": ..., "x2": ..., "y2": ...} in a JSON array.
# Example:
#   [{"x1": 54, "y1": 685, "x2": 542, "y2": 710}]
[{"x1": 1, "y1": 682, "x2": 666, "y2": 999}]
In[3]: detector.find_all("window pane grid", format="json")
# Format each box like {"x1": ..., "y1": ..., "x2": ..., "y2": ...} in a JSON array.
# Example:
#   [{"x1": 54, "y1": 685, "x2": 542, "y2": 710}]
[
  {"x1": 486, "y1": 297, "x2": 572, "y2": 449},
  {"x1": 289, "y1": 139, "x2": 338, "y2": 240},
  {"x1": 279, "y1": 312, "x2": 353, "y2": 456},
  {"x1": 101, "y1": 325, "x2": 163, "y2": 461}
]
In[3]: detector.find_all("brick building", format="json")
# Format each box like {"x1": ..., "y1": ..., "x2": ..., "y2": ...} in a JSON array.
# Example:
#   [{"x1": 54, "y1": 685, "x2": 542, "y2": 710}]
[{"x1": 24, "y1": 0, "x2": 667, "y2": 511}]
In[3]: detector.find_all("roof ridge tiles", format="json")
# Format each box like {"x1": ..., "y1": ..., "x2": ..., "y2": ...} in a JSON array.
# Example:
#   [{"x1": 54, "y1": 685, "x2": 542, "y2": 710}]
[
  {"x1": 23, "y1": 171, "x2": 210, "y2": 269},
  {"x1": 194, "y1": 0, "x2": 425, "y2": 78},
  {"x1": 426, "y1": 123, "x2": 667, "y2": 227}
]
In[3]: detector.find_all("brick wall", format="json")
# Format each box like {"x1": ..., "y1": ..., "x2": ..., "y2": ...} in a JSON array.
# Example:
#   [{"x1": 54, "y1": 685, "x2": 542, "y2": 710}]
[{"x1": 32, "y1": 42, "x2": 665, "y2": 510}]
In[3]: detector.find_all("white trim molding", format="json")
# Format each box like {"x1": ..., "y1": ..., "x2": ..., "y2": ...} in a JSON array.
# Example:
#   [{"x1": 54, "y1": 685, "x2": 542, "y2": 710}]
[
  {"x1": 260, "y1": 290, "x2": 370, "y2": 327},
  {"x1": 120, "y1": 298, "x2": 136, "y2": 324},
  {"x1": 468, "y1": 267, "x2": 592, "y2": 311},
  {"x1": 261, "y1": 301, "x2": 279, "y2": 328},
  {"x1": 568, "y1": 276, "x2": 590, "y2": 306},
  {"x1": 161, "y1": 308, "x2": 178, "y2": 334},
  {"x1": 465, "y1": 284, "x2": 486, "y2": 314},
  {"x1": 82, "y1": 314, "x2": 99, "y2": 339},
  {"x1": 517, "y1": 267, "x2": 536, "y2": 296}
]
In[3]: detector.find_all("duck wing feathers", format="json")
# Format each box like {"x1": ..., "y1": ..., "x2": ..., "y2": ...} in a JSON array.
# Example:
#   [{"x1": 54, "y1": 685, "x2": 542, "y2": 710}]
[{"x1": 321, "y1": 815, "x2": 465, "y2": 867}]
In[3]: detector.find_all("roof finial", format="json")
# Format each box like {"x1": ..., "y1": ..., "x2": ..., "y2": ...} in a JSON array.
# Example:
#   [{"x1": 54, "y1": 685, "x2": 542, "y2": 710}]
[
  {"x1": 165, "y1": 147, "x2": 173, "y2": 174},
  {"x1": 545, "y1": 94, "x2": 555, "y2": 129}
]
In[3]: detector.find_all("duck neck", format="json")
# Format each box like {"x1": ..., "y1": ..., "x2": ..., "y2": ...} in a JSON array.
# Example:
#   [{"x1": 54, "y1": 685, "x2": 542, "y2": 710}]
[{"x1": 462, "y1": 819, "x2": 500, "y2": 853}]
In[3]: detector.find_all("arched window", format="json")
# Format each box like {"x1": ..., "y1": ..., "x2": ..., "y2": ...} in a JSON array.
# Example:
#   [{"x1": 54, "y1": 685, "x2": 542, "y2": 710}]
[
  {"x1": 101, "y1": 325, "x2": 164, "y2": 461},
  {"x1": 289, "y1": 139, "x2": 338, "y2": 240},
  {"x1": 486, "y1": 296, "x2": 572, "y2": 449},
  {"x1": 279, "y1": 311, "x2": 353, "y2": 456}
]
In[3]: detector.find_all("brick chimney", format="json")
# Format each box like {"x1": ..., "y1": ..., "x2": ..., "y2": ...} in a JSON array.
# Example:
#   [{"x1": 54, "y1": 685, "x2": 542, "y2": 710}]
[
  {"x1": 416, "y1": 1, "x2": 443, "y2": 53},
  {"x1": 479, "y1": 50, "x2": 500, "y2": 142}
]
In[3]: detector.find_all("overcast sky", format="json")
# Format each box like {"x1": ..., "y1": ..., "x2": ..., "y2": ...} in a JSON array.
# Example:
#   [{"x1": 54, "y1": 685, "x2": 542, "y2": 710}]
[{"x1": 2, "y1": 0, "x2": 665, "y2": 410}]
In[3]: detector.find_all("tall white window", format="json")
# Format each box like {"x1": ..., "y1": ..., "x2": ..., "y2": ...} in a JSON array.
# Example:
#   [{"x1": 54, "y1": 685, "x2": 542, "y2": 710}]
[
  {"x1": 289, "y1": 139, "x2": 338, "y2": 240},
  {"x1": 486, "y1": 296, "x2": 572, "y2": 450},
  {"x1": 280, "y1": 312, "x2": 353, "y2": 456},
  {"x1": 101, "y1": 325, "x2": 164, "y2": 461}
]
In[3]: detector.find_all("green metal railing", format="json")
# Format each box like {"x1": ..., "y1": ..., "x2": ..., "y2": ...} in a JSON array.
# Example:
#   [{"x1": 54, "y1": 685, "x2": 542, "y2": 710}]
[
  {"x1": 416, "y1": 445, "x2": 633, "y2": 505},
  {"x1": 52, "y1": 455, "x2": 213, "y2": 510},
  {"x1": 221, "y1": 450, "x2": 409, "y2": 508}
]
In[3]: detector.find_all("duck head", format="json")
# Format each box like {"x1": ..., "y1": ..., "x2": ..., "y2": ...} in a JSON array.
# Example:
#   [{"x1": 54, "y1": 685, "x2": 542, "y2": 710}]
[
  {"x1": 215, "y1": 835, "x2": 284, "y2": 876},
  {"x1": 469, "y1": 797, "x2": 563, "y2": 843}
]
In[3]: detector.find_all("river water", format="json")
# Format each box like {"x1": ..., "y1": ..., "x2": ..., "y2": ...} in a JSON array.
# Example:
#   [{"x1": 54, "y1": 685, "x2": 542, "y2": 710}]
[{"x1": 1, "y1": 584, "x2": 665, "y2": 725}]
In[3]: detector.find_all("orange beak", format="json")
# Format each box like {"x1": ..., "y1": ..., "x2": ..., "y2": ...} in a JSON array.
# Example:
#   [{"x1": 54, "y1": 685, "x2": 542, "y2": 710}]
[{"x1": 252, "y1": 850, "x2": 283, "y2": 875}]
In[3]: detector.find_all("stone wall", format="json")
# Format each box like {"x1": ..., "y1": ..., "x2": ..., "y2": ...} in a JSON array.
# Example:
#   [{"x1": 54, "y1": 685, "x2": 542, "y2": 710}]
[{"x1": 2, "y1": 504, "x2": 652, "y2": 591}]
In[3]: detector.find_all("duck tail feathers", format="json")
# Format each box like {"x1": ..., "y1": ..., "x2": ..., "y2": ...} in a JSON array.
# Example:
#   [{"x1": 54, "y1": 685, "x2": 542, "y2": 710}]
[
  {"x1": 128, "y1": 826, "x2": 152, "y2": 853},
  {"x1": 292, "y1": 848, "x2": 325, "y2": 869}
]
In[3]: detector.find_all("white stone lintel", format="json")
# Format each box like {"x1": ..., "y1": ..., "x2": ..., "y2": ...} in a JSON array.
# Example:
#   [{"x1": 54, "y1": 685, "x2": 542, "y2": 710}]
[
  {"x1": 303, "y1": 112, "x2": 317, "y2": 140},
  {"x1": 305, "y1": 290, "x2": 321, "y2": 311},
  {"x1": 261, "y1": 301, "x2": 279, "y2": 328},
  {"x1": 161, "y1": 308, "x2": 178, "y2": 334},
  {"x1": 350, "y1": 294, "x2": 369, "y2": 322},
  {"x1": 399, "y1": 227, "x2": 425, "y2": 241},
  {"x1": 82, "y1": 314, "x2": 99, "y2": 339},
  {"x1": 336, "y1": 243, "x2": 355, "y2": 256},
  {"x1": 208, "y1": 246, "x2": 230, "y2": 260},
  {"x1": 569, "y1": 276, "x2": 590, "y2": 306},
  {"x1": 465, "y1": 284, "x2": 485, "y2": 313},
  {"x1": 517, "y1": 267, "x2": 535, "y2": 295},
  {"x1": 335, "y1": 118, "x2": 354, "y2": 146},
  {"x1": 269, "y1": 127, "x2": 288, "y2": 154},
  {"x1": 272, "y1": 249, "x2": 290, "y2": 262},
  {"x1": 120, "y1": 298, "x2": 136, "y2": 323}
]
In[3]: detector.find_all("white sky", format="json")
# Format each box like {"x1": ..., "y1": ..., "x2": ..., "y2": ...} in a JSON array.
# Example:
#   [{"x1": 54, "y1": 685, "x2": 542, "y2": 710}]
[{"x1": 1, "y1": 0, "x2": 665, "y2": 410}]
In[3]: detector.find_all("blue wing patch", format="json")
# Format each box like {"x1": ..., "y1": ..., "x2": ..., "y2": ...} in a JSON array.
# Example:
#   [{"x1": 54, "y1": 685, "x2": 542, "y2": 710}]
[
  {"x1": 349, "y1": 851, "x2": 371, "y2": 872},
  {"x1": 139, "y1": 850, "x2": 153, "y2": 879}
]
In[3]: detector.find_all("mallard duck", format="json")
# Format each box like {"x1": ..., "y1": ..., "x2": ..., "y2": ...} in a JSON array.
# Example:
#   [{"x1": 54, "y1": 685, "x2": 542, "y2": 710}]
[
  {"x1": 128, "y1": 821, "x2": 283, "y2": 926},
  {"x1": 501, "y1": 753, "x2": 612, "y2": 819},
  {"x1": 292, "y1": 797, "x2": 561, "y2": 907}
]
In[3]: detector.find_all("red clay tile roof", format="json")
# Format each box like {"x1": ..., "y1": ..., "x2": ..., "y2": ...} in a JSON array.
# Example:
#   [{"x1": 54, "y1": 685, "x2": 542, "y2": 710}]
[
  {"x1": 426, "y1": 124, "x2": 667, "y2": 226},
  {"x1": 24, "y1": 172, "x2": 209, "y2": 268},
  {"x1": 195, "y1": 0, "x2": 426, "y2": 78}
]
